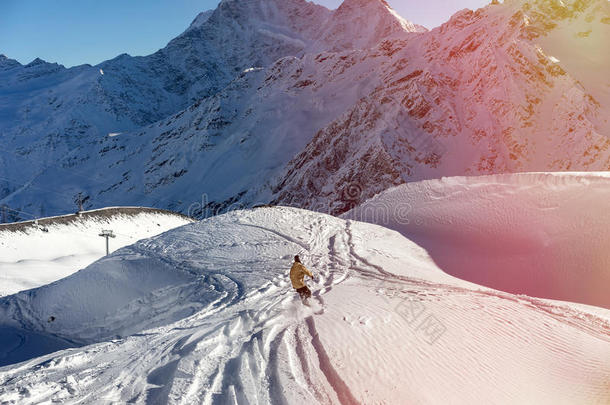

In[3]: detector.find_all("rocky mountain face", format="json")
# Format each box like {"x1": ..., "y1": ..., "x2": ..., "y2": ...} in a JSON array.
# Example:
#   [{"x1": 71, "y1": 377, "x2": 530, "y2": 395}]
[
  {"x1": 273, "y1": 0, "x2": 610, "y2": 214},
  {"x1": 0, "y1": 0, "x2": 609, "y2": 220}
]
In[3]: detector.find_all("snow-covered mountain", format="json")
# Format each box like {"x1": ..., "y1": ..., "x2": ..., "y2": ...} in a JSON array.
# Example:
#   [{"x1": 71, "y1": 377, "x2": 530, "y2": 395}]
[
  {"x1": 0, "y1": 207, "x2": 192, "y2": 297},
  {"x1": 1, "y1": 0, "x2": 609, "y2": 218},
  {"x1": 274, "y1": 0, "x2": 610, "y2": 213},
  {"x1": 0, "y1": 0, "x2": 420, "y2": 219},
  {"x1": 0, "y1": 0, "x2": 333, "y2": 208},
  {"x1": 0, "y1": 0, "x2": 331, "y2": 131},
  {"x1": 0, "y1": 206, "x2": 608, "y2": 403}
]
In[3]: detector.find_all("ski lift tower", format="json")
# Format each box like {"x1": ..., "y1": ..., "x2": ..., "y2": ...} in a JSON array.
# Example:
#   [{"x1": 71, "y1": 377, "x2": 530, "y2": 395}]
[{"x1": 99, "y1": 230, "x2": 116, "y2": 256}]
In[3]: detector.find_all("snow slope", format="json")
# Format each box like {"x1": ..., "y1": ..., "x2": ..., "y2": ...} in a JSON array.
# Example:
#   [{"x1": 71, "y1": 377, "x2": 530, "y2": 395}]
[
  {"x1": 0, "y1": 208, "x2": 192, "y2": 297},
  {"x1": 346, "y1": 172, "x2": 610, "y2": 309},
  {"x1": 0, "y1": 207, "x2": 608, "y2": 403}
]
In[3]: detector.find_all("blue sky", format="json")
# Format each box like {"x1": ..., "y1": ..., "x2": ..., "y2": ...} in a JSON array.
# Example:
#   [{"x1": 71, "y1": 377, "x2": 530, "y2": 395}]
[{"x1": 0, "y1": 0, "x2": 490, "y2": 68}]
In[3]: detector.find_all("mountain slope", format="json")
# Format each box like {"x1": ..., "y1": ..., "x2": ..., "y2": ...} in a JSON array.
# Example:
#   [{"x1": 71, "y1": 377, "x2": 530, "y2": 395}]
[
  {"x1": 0, "y1": 0, "x2": 333, "y2": 211},
  {"x1": 0, "y1": 207, "x2": 608, "y2": 403},
  {"x1": 0, "y1": 0, "x2": 421, "y2": 220},
  {"x1": 0, "y1": 43, "x2": 406, "y2": 217},
  {"x1": 273, "y1": 0, "x2": 610, "y2": 213}
]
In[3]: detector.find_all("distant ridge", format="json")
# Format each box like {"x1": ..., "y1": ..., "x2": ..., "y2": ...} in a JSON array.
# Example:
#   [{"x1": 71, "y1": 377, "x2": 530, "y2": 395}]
[{"x1": 0, "y1": 207, "x2": 194, "y2": 233}]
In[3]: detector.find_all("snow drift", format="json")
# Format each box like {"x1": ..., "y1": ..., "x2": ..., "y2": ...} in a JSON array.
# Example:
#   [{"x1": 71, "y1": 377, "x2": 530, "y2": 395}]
[
  {"x1": 346, "y1": 172, "x2": 610, "y2": 309},
  {"x1": 0, "y1": 207, "x2": 608, "y2": 404}
]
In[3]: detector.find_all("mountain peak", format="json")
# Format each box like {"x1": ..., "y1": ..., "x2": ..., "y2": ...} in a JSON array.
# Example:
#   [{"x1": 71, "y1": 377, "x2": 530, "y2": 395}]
[
  {"x1": 340, "y1": 0, "x2": 391, "y2": 7},
  {"x1": 0, "y1": 54, "x2": 21, "y2": 71},
  {"x1": 336, "y1": 0, "x2": 397, "y2": 16},
  {"x1": 334, "y1": 0, "x2": 418, "y2": 32},
  {"x1": 310, "y1": 0, "x2": 418, "y2": 52},
  {"x1": 25, "y1": 57, "x2": 49, "y2": 68},
  {"x1": 336, "y1": 0, "x2": 409, "y2": 21},
  {"x1": 188, "y1": 10, "x2": 213, "y2": 29}
]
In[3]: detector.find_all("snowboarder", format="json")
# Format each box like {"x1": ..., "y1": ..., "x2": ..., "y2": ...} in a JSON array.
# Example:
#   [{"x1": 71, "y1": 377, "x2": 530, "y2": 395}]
[{"x1": 290, "y1": 255, "x2": 313, "y2": 302}]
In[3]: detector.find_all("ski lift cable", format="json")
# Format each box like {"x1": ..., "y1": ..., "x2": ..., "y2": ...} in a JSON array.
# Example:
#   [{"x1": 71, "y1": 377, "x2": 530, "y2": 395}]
[
  {"x1": 0, "y1": 205, "x2": 38, "y2": 219},
  {"x1": 0, "y1": 145, "x2": 183, "y2": 205},
  {"x1": 0, "y1": 146, "x2": 137, "y2": 204},
  {"x1": 0, "y1": 174, "x2": 130, "y2": 215},
  {"x1": 0, "y1": 175, "x2": 78, "y2": 201},
  {"x1": 0, "y1": 145, "x2": 189, "y2": 208},
  {"x1": 0, "y1": 200, "x2": 166, "y2": 242}
]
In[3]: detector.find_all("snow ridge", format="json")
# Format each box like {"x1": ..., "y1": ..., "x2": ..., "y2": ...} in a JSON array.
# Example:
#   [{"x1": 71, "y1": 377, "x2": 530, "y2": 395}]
[{"x1": 346, "y1": 172, "x2": 610, "y2": 309}]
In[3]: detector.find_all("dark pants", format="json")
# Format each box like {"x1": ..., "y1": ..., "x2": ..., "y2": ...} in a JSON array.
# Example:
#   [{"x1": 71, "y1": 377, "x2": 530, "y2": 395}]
[{"x1": 296, "y1": 286, "x2": 311, "y2": 300}]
